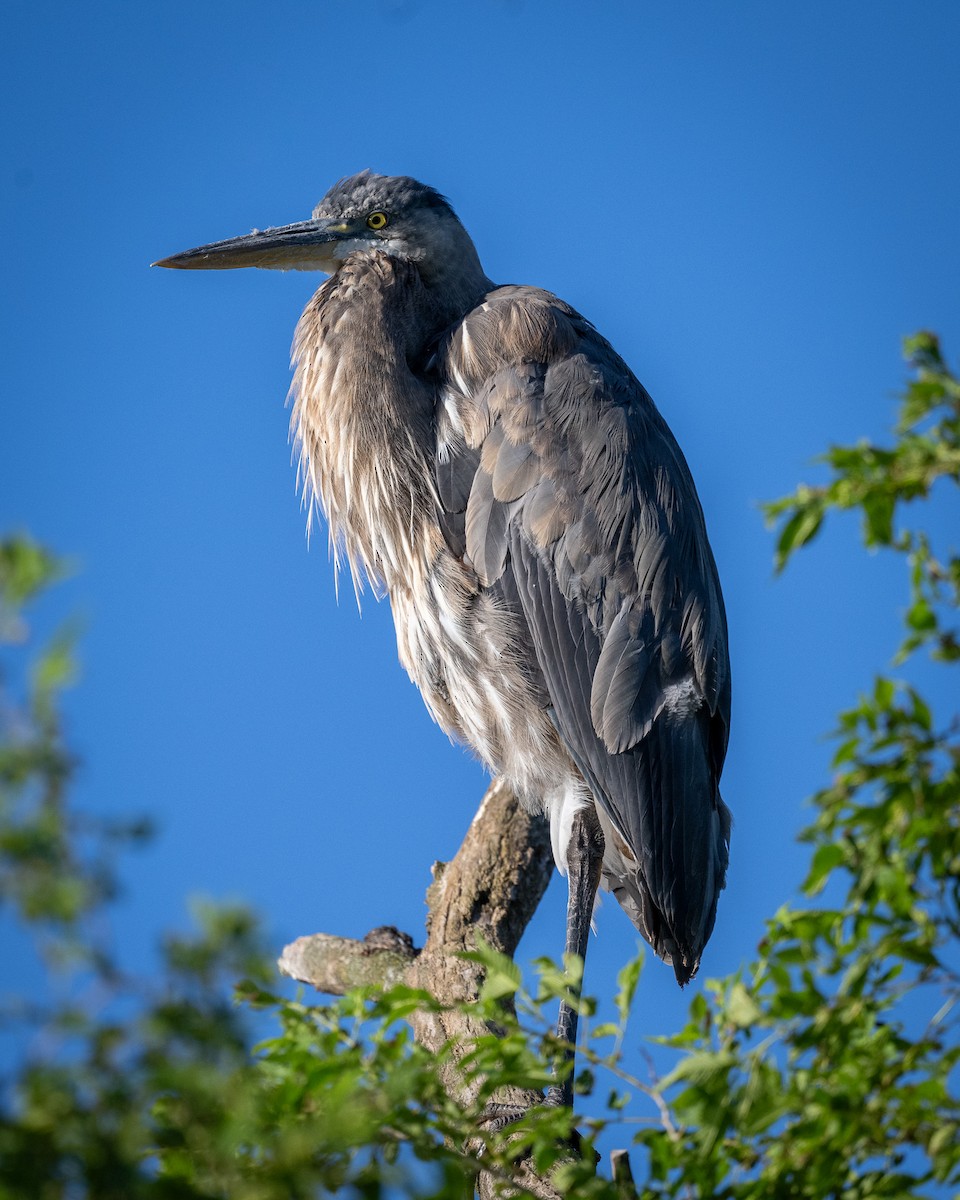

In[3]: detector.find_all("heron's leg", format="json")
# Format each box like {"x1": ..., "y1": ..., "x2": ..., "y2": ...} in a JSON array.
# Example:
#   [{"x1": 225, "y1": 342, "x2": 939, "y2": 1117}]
[
  {"x1": 544, "y1": 803, "x2": 604, "y2": 1109},
  {"x1": 478, "y1": 805, "x2": 603, "y2": 1129}
]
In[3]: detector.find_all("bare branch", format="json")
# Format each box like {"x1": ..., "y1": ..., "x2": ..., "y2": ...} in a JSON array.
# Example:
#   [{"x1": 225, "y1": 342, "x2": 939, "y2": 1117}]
[
  {"x1": 611, "y1": 1149, "x2": 638, "y2": 1199},
  {"x1": 277, "y1": 776, "x2": 568, "y2": 1198},
  {"x1": 279, "y1": 926, "x2": 418, "y2": 993}
]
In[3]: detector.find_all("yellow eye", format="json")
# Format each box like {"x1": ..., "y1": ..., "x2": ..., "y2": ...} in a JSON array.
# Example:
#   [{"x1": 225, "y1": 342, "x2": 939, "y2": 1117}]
[{"x1": 366, "y1": 211, "x2": 388, "y2": 230}]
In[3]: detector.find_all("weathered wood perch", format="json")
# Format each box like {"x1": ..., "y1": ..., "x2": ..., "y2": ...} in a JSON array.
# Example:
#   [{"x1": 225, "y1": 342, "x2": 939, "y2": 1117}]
[
  {"x1": 279, "y1": 777, "x2": 569, "y2": 1195},
  {"x1": 279, "y1": 777, "x2": 633, "y2": 1198}
]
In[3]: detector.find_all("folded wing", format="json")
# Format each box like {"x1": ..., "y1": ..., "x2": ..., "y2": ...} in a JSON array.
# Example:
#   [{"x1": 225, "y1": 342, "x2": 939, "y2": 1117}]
[{"x1": 434, "y1": 287, "x2": 731, "y2": 983}]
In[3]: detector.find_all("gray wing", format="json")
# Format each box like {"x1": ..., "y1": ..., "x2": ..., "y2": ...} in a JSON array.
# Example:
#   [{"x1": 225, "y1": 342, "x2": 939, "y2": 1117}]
[{"x1": 434, "y1": 287, "x2": 731, "y2": 983}]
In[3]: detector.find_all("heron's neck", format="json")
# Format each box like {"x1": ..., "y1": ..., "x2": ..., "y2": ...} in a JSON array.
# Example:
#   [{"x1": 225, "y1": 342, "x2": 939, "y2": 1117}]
[
  {"x1": 289, "y1": 251, "x2": 449, "y2": 593},
  {"x1": 414, "y1": 235, "x2": 492, "y2": 329}
]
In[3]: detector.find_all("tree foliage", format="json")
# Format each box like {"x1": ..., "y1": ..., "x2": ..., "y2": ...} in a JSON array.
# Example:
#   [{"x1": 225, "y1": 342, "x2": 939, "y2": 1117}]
[{"x1": 1, "y1": 333, "x2": 958, "y2": 1197}]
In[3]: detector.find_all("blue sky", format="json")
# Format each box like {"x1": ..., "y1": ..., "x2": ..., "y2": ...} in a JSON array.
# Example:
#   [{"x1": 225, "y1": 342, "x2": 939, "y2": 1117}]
[{"x1": 2, "y1": 0, "x2": 959, "y2": 1104}]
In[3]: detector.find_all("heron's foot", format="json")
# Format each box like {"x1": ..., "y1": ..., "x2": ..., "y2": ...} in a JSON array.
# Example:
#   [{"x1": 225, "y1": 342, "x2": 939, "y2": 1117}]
[
  {"x1": 475, "y1": 1092, "x2": 597, "y2": 1173},
  {"x1": 476, "y1": 1100, "x2": 531, "y2": 1133},
  {"x1": 542, "y1": 1083, "x2": 570, "y2": 1109},
  {"x1": 477, "y1": 1084, "x2": 570, "y2": 1133}
]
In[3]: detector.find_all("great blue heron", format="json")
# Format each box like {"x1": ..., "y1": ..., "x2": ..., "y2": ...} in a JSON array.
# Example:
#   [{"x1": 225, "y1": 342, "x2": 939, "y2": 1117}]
[{"x1": 156, "y1": 171, "x2": 731, "y2": 1107}]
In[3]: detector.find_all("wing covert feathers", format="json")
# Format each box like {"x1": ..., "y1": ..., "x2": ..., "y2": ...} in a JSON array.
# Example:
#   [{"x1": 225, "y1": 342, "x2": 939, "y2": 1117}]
[{"x1": 434, "y1": 286, "x2": 731, "y2": 983}]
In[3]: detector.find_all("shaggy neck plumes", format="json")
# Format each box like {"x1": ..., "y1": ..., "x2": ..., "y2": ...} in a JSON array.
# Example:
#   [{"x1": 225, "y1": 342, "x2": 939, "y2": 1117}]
[{"x1": 290, "y1": 250, "x2": 452, "y2": 594}]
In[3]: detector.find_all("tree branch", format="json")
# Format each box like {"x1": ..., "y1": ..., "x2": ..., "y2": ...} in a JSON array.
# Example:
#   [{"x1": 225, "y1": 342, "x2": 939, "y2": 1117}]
[
  {"x1": 278, "y1": 926, "x2": 418, "y2": 994},
  {"x1": 278, "y1": 776, "x2": 567, "y2": 1197}
]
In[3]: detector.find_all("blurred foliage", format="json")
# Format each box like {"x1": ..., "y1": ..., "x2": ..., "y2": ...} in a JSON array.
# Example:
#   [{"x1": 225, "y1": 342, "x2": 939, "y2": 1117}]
[{"x1": 1, "y1": 333, "x2": 958, "y2": 1197}]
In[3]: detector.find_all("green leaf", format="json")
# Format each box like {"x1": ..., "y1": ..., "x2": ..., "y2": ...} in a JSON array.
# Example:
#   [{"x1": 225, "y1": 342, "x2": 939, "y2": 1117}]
[
  {"x1": 805, "y1": 843, "x2": 845, "y2": 895},
  {"x1": 614, "y1": 952, "x2": 643, "y2": 1023},
  {"x1": 660, "y1": 1049, "x2": 737, "y2": 1090},
  {"x1": 725, "y1": 983, "x2": 762, "y2": 1029},
  {"x1": 773, "y1": 503, "x2": 825, "y2": 571},
  {"x1": 0, "y1": 536, "x2": 66, "y2": 610},
  {"x1": 462, "y1": 935, "x2": 522, "y2": 1002},
  {"x1": 862, "y1": 492, "x2": 895, "y2": 546},
  {"x1": 590, "y1": 1022, "x2": 620, "y2": 1040}
]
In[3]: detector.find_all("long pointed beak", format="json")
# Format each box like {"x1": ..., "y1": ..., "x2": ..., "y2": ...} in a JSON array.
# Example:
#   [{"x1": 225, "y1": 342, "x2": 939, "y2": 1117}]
[{"x1": 153, "y1": 218, "x2": 353, "y2": 271}]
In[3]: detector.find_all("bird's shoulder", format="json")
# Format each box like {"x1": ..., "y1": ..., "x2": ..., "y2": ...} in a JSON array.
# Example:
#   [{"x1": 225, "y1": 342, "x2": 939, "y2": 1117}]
[
  {"x1": 435, "y1": 283, "x2": 646, "y2": 456},
  {"x1": 433, "y1": 283, "x2": 694, "y2": 572},
  {"x1": 440, "y1": 284, "x2": 611, "y2": 387}
]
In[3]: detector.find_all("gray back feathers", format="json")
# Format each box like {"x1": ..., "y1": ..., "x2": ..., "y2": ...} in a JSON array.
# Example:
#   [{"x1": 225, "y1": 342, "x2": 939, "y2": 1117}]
[{"x1": 434, "y1": 285, "x2": 731, "y2": 980}]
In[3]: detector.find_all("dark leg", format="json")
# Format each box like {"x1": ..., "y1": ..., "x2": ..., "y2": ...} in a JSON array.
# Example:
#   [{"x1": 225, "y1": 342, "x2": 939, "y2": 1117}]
[
  {"x1": 478, "y1": 804, "x2": 604, "y2": 1130},
  {"x1": 544, "y1": 804, "x2": 604, "y2": 1108}
]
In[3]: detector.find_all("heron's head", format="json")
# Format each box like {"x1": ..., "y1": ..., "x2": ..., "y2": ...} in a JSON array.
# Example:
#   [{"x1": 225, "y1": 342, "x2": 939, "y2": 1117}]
[{"x1": 154, "y1": 171, "x2": 490, "y2": 305}]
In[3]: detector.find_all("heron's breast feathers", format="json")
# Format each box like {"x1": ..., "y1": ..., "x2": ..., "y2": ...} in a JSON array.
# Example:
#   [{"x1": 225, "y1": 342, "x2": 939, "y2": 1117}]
[{"x1": 289, "y1": 260, "x2": 443, "y2": 594}]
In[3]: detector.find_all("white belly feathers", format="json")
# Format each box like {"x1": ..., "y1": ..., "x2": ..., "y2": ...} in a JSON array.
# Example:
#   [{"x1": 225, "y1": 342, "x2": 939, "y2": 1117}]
[{"x1": 389, "y1": 547, "x2": 587, "y2": 872}]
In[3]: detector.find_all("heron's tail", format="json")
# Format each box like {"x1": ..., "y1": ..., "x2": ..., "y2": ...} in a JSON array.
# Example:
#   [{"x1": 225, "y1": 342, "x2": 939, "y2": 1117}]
[{"x1": 594, "y1": 705, "x2": 731, "y2": 986}]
